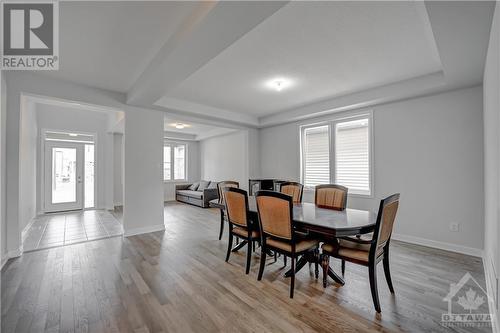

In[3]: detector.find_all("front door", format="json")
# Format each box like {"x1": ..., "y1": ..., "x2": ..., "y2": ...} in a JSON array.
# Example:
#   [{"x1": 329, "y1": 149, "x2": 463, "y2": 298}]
[{"x1": 44, "y1": 141, "x2": 84, "y2": 212}]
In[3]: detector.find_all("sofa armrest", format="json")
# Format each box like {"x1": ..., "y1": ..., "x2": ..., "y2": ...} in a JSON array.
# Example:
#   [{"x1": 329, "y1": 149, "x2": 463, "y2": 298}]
[
  {"x1": 175, "y1": 183, "x2": 191, "y2": 191},
  {"x1": 203, "y1": 188, "x2": 219, "y2": 206}
]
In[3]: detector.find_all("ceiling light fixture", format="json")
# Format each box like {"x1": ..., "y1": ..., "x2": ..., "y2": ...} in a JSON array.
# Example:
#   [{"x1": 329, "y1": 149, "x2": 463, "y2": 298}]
[
  {"x1": 265, "y1": 77, "x2": 293, "y2": 92},
  {"x1": 68, "y1": 133, "x2": 78, "y2": 137},
  {"x1": 169, "y1": 122, "x2": 190, "y2": 130}
]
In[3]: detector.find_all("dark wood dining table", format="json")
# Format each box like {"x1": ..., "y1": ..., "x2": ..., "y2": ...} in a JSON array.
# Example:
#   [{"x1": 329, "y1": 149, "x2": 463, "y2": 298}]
[{"x1": 209, "y1": 197, "x2": 378, "y2": 285}]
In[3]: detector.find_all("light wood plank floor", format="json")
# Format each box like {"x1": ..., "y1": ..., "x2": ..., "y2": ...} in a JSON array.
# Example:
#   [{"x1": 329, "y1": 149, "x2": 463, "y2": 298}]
[{"x1": 1, "y1": 202, "x2": 491, "y2": 332}]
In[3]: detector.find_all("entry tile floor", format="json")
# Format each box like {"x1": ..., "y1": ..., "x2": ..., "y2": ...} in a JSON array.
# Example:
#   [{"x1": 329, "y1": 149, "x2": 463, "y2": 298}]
[{"x1": 23, "y1": 209, "x2": 123, "y2": 251}]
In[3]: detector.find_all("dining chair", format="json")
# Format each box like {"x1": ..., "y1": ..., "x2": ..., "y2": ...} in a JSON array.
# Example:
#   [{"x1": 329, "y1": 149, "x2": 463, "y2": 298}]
[
  {"x1": 320, "y1": 193, "x2": 400, "y2": 312},
  {"x1": 255, "y1": 190, "x2": 319, "y2": 298},
  {"x1": 217, "y1": 181, "x2": 239, "y2": 240},
  {"x1": 279, "y1": 181, "x2": 304, "y2": 204},
  {"x1": 315, "y1": 184, "x2": 348, "y2": 210},
  {"x1": 224, "y1": 187, "x2": 260, "y2": 274},
  {"x1": 314, "y1": 184, "x2": 350, "y2": 273}
]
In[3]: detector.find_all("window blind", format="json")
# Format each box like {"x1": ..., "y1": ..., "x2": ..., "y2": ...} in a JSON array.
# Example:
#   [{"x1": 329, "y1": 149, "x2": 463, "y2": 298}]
[
  {"x1": 303, "y1": 125, "x2": 330, "y2": 187},
  {"x1": 163, "y1": 146, "x2": 171, "y2": 181},
  {"x1": 335, "y1": 118, "x2": 370, "y2": 195}
]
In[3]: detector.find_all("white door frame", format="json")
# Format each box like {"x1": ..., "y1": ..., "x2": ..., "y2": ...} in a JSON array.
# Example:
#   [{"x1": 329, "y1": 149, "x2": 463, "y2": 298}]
[
  {"x1": 44, "y1": 141, "x2": 84, "y2": 212},
  {"x1": 41, "y1": 129, "x2": 98, "y2": 213}
]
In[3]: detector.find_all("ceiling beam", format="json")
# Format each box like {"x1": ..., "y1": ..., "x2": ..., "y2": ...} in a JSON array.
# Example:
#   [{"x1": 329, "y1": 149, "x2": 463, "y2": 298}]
[{"x1": 126, "y1": 1, "x2": 288, "y2": 106}]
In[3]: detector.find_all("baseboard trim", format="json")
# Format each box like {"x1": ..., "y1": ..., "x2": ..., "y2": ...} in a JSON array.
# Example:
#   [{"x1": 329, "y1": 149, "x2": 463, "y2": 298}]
[
  {"x1": 1, "y1": 254, "x2": 8, "y2": 270},
  {"x1": 21, "y1": 217, "x2": 36, "y2": 243},
  {"x1": 483, "y1": 252, "x2": 499, "y2": 333},
  {"x1": 392, "y1": 233, "x2": 483, "y2": 257},
  {"x1": 123, "y1": 224, "x2": 165, "y2": 237}
]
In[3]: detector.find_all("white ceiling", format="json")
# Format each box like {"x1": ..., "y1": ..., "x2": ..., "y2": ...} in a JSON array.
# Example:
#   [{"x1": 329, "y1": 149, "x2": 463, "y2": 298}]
[
  {"x1": 36, "y1": 1, "x2": 495, "y2": 129},
  {"x1": 42, "y1": 1, "x2": 197, "y2": 93},
  {"x1": 163, "y1": 1, "x2": 442, "y2": 116},
  {"x1": 163, "y1": 116, "x2": 236, "y2": 141}
]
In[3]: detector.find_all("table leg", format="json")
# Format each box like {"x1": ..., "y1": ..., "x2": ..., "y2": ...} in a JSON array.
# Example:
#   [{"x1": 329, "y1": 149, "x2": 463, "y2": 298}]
[
  {"x1": 284, "y1": 254, "x2": 309, "y2": 277},
  {"x1": 231, "y1": 240, "x2": 247, "y2": 252},
  {"x1": 327, "y1": 266, "x2": 345, "y2": 285}
]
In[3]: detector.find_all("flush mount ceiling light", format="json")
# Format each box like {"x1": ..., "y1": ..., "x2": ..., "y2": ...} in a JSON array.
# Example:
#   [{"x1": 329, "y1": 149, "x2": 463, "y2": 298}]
[
  {"x1": 265, "y1": 77, "x2": 293, "y2": 92},
  {"x1": 170, "y1": 123, "x2": 190, "y2": 129},
  {"x1": 68, "y1": 133, "x2": 78, "y2": 137}
]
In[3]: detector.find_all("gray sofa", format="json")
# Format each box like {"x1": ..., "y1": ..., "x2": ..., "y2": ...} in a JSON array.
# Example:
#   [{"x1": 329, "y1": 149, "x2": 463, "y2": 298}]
[{"x1": 175, "y1": 181, "x2": 219, "y2": 208}]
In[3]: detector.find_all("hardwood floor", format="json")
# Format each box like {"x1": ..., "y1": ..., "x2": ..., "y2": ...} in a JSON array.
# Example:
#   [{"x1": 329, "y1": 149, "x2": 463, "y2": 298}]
[{"x1": 1, "y1": 202, "x2": 491, "y2": 332}]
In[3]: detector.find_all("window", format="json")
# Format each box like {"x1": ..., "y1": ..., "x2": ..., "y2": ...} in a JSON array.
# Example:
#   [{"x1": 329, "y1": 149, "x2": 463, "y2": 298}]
[
  {"x1": 302, "y1": 125, "x2": 330, "y2": 187},
  {"x1": 301, "y1": 114, "x2": 372, "y2": 196},
  {"x1": 164, "y1": 142, "x2": 186, "y2": 181}
]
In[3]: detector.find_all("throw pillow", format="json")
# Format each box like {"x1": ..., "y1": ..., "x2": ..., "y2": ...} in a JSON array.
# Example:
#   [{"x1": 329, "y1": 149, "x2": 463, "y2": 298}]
[
  {"x1": 197, "y1": 180, "x2": 210, "y2": 191},
  {"x1": 188, "y1": 182, "x2": 199, "y2": 191}
]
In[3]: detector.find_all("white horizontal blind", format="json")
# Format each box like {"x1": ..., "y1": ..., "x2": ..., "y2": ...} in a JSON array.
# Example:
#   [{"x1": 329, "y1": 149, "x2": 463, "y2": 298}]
[
  {"x1": 335, "y1": 118, "x2": 370, "y2": 195},
  {"x1": 303, "y1": 125, "x2": 330, "y2": 187},
  {"x1": 163, "y1": 146, "x2": 171, "y2": 181}
]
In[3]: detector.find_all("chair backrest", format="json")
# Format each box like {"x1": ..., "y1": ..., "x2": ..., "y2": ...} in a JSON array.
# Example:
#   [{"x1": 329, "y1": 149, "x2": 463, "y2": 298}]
[
  {"x1": 255, "y1": 190, "x2": 294, "y2": 240},
  {"x1": 371, "y1": 193, "x2": 400, "y2": 254},
  {"x1": 217, "y1": 181, "x2": 239, "y2": 204},
  {"x1": 224, "y1": 187, "x2": 249, "y2": 228},
  {"x1": 315, "y1": 184, "x2": 348, "y2": 210},
  {"x1": 279, "y1": 182, "x2": 304, "y2": 204}
]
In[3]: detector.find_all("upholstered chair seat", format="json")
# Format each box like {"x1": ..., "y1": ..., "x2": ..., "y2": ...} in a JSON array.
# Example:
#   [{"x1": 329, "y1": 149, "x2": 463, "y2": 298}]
[
  {"x1": 267, "y1": 237, "x2": 318, "y2": 253},
  {"x1": 232, "y1": 227, "x2": 259, "y2": 238},
  {"x1": 322, "y1": 238, "x2": 383, "y2": 263}
]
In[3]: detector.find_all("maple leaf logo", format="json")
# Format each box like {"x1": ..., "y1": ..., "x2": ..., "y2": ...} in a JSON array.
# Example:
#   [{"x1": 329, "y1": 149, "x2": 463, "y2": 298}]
[{"x1": 457, "y1": 288, "x2": 485, "y2": 313}]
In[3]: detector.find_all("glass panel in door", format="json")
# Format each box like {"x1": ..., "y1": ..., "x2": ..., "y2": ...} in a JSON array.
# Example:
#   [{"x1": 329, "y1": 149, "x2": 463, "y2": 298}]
[{"x1": 51, "y1": 147, "x2": 77, "y2": 204}]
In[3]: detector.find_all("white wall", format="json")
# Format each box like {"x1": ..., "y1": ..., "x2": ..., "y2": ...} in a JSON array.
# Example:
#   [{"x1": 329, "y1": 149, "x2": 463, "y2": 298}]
[
  {"x1": 261, "y1": 86, "x2": 484, "y2": 254},
  {"x1": 483, "y1": 2, "x2": 499, "y2": 319},
  {"x1": 200, "y1": 130, "x2": 250, "y2": 190},
  {"x1": 35, "y1": 103, "x2": 113, "y2": 212},
  {"x1": 1, "y1": 72, "x2": 6, "y2": 263},
  {"x1": 163, "y1": 140, "x2": 200, "y2": 201},
  {"x1": 113, "y1": 133, "x2": 124, "y2": 206},
  {"x1": 19, "y1": 100, "x2": 37, "y2": 235},
  {"x1": 123, "y1": 109, "x2": 164, "y2": 236}
]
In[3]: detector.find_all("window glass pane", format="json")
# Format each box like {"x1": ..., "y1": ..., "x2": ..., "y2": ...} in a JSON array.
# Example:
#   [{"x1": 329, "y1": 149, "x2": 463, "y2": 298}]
[
  {"x1": 335, "y1": 118, "x2": 370, "y2": 195},
  {"x1": 174, "y1": 145, "x2": 185, "y2": 180},
  {"x1": 303, "y1": 126, "x2": 330, "y2": 187},
  {"x1": 52, "y1": 147, "x2": 77, "y2": 203},
  {"x1": 164, "y1": 146, "x2": 171, "y2": 181}
]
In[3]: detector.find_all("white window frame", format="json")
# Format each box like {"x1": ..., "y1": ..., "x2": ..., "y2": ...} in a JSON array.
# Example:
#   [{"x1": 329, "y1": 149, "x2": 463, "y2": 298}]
[
  {"x1": 163, "y1": 141, "x2": 188, "y2": 182},
  {"x1": 300, "y1": 111, "x2": 374, "y2": 198}
]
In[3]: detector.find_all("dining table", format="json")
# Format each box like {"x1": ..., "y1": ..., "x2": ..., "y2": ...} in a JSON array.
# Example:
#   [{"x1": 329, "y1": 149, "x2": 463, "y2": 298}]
[{"x1": 209, "y1": 196, "x2": 378, "y2": 285}]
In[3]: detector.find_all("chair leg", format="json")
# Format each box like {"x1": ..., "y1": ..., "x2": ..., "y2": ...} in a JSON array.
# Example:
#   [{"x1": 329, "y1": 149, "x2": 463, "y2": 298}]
[
  {"x1": 290, "y1": 256, "x2": 295, "y2": 299},
  {"x1": 383, "y1": 253, "x2": 395, "y2": 293},
  {"x1": 225, "y1": 232, "x2": 233, "y2": 262},
  {"x1": 258, "y1": 244, "x2": 267, "y2": 280},
  {"x1": 246, "y1": 238, "x2": 252, "y2": 274},
  {"x1": 218, "y1": 210, "x2": 224, "y2": 240},
  {"x1": 314, "y1": 249, "x2": 319, "y2": 279},
  {"x1": 369, "y1": 264, "x2": 381, "y2": 313},
  {"x1": 341, "y1": 260, "x2": 346, "y2": 276},
  {"x1": 321, "y1": 254, "x2": 329, "y2": 288},
  {"x1": 283, "y1": 255, "x2": 287, "y2": 267}
]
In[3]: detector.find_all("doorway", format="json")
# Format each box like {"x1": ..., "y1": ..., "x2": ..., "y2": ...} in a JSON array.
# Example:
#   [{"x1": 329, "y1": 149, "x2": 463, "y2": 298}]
[{"x1": 43, "y1": 131, "x2": 95, "y2": 213}]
